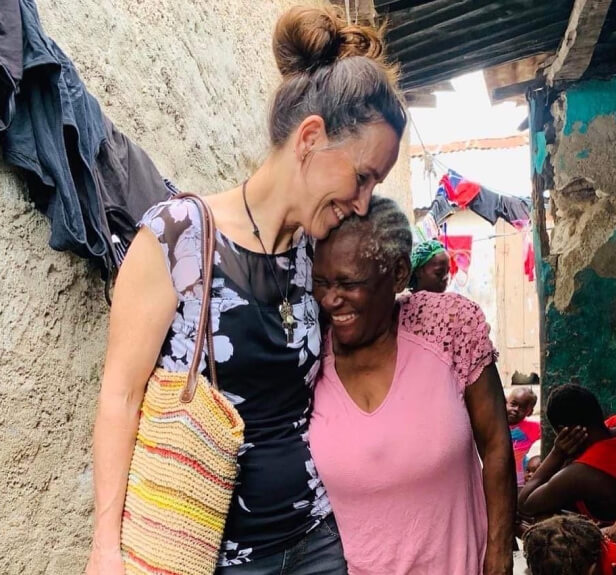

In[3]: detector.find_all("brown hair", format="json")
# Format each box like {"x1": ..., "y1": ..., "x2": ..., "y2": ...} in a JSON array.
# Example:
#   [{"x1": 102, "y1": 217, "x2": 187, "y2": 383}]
[
  {"x1": 523, "y1": 515, "x2": 604, "y2": 575},
  {"x1": 269, "y1": 5, "x2": 407, "y2": 146}
]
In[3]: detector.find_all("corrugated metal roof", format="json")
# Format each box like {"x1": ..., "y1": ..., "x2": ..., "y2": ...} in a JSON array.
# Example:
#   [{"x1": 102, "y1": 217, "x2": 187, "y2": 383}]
[
  {"x1": 409, "y1": 133, "x2": 529, "y2": 158},
  {"x1": 375, "y1": 0, "x2": 576, "y2": 93}
]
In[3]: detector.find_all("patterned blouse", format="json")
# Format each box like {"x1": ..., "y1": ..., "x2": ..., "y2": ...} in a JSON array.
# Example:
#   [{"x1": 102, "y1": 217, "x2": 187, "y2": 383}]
[{"x1": 140, "y1": 197, "x2": 331, "y2": 566}]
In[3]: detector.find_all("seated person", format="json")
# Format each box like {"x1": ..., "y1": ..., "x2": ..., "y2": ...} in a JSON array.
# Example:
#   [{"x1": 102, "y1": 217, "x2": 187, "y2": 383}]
[
  {"x1": 519, "y1": 384, "x2": 616, "y2": 524},
  {"x1": 507, "y1": 387, "x2": 541, "y2": 487},
  {"x1": 523, "y1": 514, "x2": 616, "y2": 575},
  {"x1": 524, "y1": 455, "x2": 542, "y2": 484}
]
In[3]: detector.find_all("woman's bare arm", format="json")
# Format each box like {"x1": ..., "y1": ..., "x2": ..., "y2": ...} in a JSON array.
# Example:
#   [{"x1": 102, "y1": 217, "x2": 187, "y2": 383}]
[
  {"x1": 465, "y1": 363, "x2": 516, "y2": 575},
  {"x1": 86, "y1": 228, "x2": 176, "y2": 574}
]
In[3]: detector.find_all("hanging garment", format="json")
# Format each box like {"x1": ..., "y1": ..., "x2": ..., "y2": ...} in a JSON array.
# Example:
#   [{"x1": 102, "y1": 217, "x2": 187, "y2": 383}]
[
  {"x1": 3, "y1": 0, "x2": 108, "y2": 262},
  {"x1": 439, "y1": 235, "x2": 472, "y2": 278},
  {"x1": 428, "y1": 195, "x2": 455, "y2": 225},
  {"x1": 2, "y1": 0, "x2": 171, "y2": 275},
  {"x1": 0, "y1": 0, "x2": 22, "y2": 131},
  {"x1": 93, "y1": 115, "x2": 171, "y2": 268},
  {"x1": 468, "y1": 187, "x2": 531, "y2": 228},
  {"x1": 467, "y1": 188, "x2": 501, "y2": 225},
  {"x1": 440, "y1": 169, "x2": 481, "y2": 208},
  {"x1": 523, "y1": 227, "x2": 535, "y2": 282},
  {"x1": 497, "y1": 195, "x2": 531, "y2": 229}
]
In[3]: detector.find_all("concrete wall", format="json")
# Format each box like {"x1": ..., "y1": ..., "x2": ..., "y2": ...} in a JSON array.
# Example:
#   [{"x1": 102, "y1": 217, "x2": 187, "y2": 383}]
[
  {"x1": 1, "y1": 1, "x2": 411, "y2": 573},
  {"x1": 530, "y1": 78, "x2": 616, "y2": 447}
]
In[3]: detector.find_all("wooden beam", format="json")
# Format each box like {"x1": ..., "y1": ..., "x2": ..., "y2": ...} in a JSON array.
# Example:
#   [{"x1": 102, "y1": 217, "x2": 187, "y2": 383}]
[
  {"x1": 545, "y1": 0, "x2": 613, "y2": 85},
  {"x1": 492, "y1": 79, "x2": 542, "y2": 103},
  {"x1": 404, "y1": 92, "x2": 437, "y2": 107}
]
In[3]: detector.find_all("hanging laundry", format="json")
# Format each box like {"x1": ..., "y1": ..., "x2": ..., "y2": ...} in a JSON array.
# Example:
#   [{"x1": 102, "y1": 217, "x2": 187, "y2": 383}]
[
  {"x1": 3, "y1": 0, "x2": 108, "y2": 263},
  {"x1": 0, "y1": 0, "x2": 22, "y2": 131},
  {"x1": 439, "y1": 234, "x2": 472, "y2": 278},
  {"x1": 467, "y1": 186, "x2": 531, "y2": 228},
  {"x1": 440, "y1": 169, "x2": 481, "y2": 208},
  {"x1": 523, "y1": 236, "x2": 535, "y2": 282},
  {"x1": 415, "y1": 212, "x2": 439, "y2": 242},
  {"x1": 1, "y1": 0, "x2": 171, "y2": 276},
  {"x1": 498, "y1": 195, "x2": 531, "y2": 229},
  {"x1": 427, "y1": 195, "x2": 455, "y2": 225},
  {"x1": 467, "y1": 187, "x2": 500, "y2": 225},
  {"x1": 93, "y1": 116, "x2": 172, "y2": 268}
]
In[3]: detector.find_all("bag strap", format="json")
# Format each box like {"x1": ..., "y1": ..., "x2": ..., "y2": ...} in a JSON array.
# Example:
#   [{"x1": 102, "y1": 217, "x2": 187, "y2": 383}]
[{"x1": 173, "y1": 192, "x2": 219, "y2": 402}]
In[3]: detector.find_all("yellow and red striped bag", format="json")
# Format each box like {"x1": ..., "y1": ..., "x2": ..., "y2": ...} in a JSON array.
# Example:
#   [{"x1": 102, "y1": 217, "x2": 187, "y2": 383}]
[{"x1": 121, "y1": 195, "x2": 244, "y2": 575}]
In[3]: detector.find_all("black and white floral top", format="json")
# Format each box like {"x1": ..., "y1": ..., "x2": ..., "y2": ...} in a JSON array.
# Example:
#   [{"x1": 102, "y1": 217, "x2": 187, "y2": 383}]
[{"x1": 140, "y1": 198, "x2": 331, "y2": 565}]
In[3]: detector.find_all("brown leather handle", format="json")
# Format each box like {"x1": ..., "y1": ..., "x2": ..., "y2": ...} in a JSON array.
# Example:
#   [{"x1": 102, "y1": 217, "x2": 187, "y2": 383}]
[{"x1": 173, "y1": 193, "x2": 219, "y2": 402}]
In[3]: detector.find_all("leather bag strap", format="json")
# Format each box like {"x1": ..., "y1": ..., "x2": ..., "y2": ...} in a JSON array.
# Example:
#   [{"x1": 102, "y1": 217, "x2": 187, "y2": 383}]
[{"x1": 173, "y1": 192, "x2": 218, "y2": 402}]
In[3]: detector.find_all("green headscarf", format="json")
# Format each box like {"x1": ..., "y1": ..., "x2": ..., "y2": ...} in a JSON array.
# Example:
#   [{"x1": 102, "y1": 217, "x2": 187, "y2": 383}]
[{"x1": 411, "y1": 239, "x2": 446, "y2": 271}]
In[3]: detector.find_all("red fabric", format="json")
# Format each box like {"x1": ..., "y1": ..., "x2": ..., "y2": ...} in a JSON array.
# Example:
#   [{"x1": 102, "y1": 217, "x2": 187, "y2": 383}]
[
  {"x1": 574, "y1": 439, "x2": 616, "y2": 523},
  {"x1": 439, "y1": 235, "x2": 472, "y2": 277},
  {"x1": 600, "y1": 540, "x2": 616, "y2": 575},
  {"x1": 524, "y1": 236, "x2": 535, "y2": 282},
  {"x1": 576, "y1": 438, "x2": 616, "y2": 479},
  {"x1": 606, "y1": 415, "x2": 616, "y2": 428},
  {"x1": 440, "y1": 174, "x2": 481, "y2": 208}
]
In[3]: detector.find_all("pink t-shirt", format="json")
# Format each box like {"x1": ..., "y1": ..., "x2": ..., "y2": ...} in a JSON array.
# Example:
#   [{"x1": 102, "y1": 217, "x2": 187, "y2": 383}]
[
  {"x1": 510, "y1": 419, "x2": 541, "y2": 486},
  {"x1": 310, "y1": 292, "x2": 496, "y2": 575}
]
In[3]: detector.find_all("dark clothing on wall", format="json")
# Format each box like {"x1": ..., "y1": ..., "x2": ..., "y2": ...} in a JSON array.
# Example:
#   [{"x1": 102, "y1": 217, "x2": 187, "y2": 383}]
[
  {"x1": 3, "y1": 0, "x2": 108, "y2": 261},
  {"x1": 0, "y1": 0, "x2": 22, "y2": 131},
  {"x1": 2, "y1": 0, "x2": 170, "y2": 275},
  {"x1": 94, "y1": 115, "x2": 171, "y2": 268}
]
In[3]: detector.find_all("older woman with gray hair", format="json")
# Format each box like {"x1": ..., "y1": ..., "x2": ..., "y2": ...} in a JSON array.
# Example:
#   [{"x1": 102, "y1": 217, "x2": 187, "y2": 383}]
[{"x1": 310, "y1": 196, "x2": 515, "y2": 575}]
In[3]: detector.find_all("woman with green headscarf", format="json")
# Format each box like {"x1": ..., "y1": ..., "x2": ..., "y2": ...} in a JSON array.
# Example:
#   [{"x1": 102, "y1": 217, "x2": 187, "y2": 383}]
[{"x1": 410, "y1": 239, "x2": 450, "y2": 293}]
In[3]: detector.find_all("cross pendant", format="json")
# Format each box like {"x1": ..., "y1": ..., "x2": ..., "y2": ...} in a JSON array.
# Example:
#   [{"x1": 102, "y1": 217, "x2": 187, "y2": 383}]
[{"x1": 279, "y1": 299, "x2": 295, "y2": 344}]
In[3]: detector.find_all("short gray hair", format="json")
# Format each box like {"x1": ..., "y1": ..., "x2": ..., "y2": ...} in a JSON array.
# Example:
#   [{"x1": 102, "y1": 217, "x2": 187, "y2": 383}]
[{"x1": 336, "y1": 195, "x2": 413, "y2": 273}]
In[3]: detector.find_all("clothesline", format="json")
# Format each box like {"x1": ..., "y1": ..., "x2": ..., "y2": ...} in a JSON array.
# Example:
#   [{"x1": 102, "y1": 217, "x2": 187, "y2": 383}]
[
  {"x1": 471, "y1": 227, "x2": 553, "y2": 243},
  {"x1": 409, "y1": 113, "x2": 530, "y2": 201}
]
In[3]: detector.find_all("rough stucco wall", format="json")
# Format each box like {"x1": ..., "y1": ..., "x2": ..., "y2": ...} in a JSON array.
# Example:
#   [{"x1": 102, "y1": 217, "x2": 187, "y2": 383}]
[
  {"x1": 548, "y1": 78, "x2": 616, "y2": 311},
  {"x1": 529, "y1": 78, "x2": 616, "y2": 445},
  {"x1": 0, "y1": 2, "x2": 411, "y2": 573}
]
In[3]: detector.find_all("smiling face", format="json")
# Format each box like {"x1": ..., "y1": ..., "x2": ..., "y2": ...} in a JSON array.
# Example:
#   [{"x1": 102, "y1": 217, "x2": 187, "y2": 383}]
[
  {"x1": 295, "y1": 120, "x2": 400, "y2": 240},
  {"x1": 415, "y1": 251, "x2": 450, "y2": 293},
  {"x1": 313, "y1": 226, "x2": 410, "y2": 350},
  {"x1": 506, "y1": 388, "x2": 535, "y2": 425}
]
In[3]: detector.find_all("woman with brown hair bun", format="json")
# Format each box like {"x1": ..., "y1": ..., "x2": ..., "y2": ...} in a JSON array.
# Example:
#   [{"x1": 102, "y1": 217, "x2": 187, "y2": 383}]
[{"x1": 85, "y1": 5, "x2": 406, "y2": 575}]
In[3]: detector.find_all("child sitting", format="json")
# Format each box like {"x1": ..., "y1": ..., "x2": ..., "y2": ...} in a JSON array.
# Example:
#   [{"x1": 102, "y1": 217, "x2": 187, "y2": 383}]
[
  {"x1": 523, "y1": 514, "x2": 616, "y2": 575},
  {"x1": 507, "y1": 387, "x2": 540, "y2": 487},
  {"x1": 524, "y1": 455, "x2": 542, "y2": 484}
]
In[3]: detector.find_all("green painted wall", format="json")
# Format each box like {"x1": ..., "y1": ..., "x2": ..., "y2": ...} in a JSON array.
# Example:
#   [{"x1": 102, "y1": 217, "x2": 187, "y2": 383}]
[{"x1": 530, "y1": 78, "x2": 616, "y2": 450}]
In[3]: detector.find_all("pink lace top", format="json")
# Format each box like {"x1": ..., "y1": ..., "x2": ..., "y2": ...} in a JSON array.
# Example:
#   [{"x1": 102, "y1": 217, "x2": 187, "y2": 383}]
[{"x1": 310, "y1": 291, "x2": 496, "y2": 575}]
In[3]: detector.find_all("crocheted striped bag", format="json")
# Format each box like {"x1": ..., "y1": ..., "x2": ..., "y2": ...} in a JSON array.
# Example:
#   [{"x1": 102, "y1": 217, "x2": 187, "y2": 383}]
[{"x1": 121, "y1": 195, "x2": 244, "y2": 575}]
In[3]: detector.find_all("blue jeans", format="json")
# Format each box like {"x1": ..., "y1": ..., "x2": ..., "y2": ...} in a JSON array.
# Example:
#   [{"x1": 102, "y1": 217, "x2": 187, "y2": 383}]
[{"x1": 215, "y1": 515, "x2": 347, "y2": 575}]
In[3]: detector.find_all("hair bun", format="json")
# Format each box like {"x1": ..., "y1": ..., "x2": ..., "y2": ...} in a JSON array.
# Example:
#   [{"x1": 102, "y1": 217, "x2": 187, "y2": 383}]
[{"x1": 273, "y1": 6, "x2": 385, "y2": 77}]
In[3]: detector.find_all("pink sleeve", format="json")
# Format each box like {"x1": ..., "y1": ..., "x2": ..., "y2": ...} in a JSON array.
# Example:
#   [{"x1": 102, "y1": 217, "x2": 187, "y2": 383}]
[
  {"x1": 398, "y1": 292, "x2": 497, "y2": 391},
  {"x1": 450, "y1": 296, "x2": 497, "y2": 389}
]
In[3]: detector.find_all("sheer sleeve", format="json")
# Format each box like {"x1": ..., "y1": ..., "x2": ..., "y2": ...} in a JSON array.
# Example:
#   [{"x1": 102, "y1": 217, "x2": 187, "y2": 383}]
[
  {"x1": 139, "y1": 198, "x2": 204, "y2": 302},
  {"x1": 399, "y1": 291, "x2": 497, "y2": 391}
]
